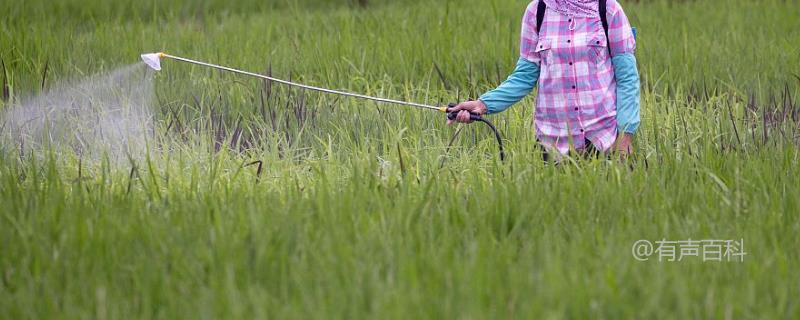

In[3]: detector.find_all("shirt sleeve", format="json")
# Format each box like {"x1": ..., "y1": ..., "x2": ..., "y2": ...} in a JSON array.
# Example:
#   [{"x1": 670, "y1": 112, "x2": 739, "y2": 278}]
[
  {"x1": 478, "y1": 2, "x2": 542, "y2": 115},
  {"x1": 520, "y1": 1, "x2": 542, "y2": 63},
  {"x1": 479, "y1": 58, "x2": 540, "y2": 114},
  {"x1": 606, "y1": 0, "x2": 636, "y2": 57},
  {"x1": 612, "y1": 53, "x2": 640, "y2": 134},
  {"x1": 607, "y1": 0, "x2": 639, "y2": 134}
]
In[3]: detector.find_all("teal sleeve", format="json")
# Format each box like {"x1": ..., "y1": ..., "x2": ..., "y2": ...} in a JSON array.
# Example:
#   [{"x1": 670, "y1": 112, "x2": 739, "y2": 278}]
[
  {"x1": 479, "y1": 57, "x2": 540, "y2": 115},
  {"x1": 612, "y1": 53, "x2": 641, "y2": 134}
]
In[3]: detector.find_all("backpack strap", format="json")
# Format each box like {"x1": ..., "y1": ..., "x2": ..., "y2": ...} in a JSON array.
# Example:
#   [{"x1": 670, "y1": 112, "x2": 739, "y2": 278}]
[
  {"x1": 536, "y1": 0, "x2": 613, "y2": 55},
  {"x1": 535, "y1": 0, "x2": 546, "y2": 34},
  {"x1": 599, "y1": 0, "x2": 611, "y2": 55}
]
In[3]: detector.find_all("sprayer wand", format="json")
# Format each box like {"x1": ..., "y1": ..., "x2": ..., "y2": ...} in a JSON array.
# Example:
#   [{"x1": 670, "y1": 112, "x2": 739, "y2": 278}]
[{"x1": 141, "y1": 52, "x2": 504, "y2": 161}]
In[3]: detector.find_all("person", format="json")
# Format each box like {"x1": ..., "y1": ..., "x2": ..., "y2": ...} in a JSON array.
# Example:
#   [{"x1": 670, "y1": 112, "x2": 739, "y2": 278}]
[{"x1": 448, "y1": 0, "x2": 640, "y2": 160}]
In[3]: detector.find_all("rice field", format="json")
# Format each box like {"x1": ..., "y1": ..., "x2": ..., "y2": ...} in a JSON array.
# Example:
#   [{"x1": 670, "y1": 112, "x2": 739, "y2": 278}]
[{"x1": 1, "y1": 0, "x2": 799, "y2": 318}]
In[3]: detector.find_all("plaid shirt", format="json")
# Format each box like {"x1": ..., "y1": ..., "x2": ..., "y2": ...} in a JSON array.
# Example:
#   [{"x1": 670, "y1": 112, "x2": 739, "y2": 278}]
[{"x1": 520, "y1": 0, "x2": 636, "y2": 154}]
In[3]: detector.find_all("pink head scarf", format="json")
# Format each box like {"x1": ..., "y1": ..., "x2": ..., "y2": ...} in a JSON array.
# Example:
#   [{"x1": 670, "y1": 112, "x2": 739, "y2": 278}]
[{"x1": 542, "y1": 0, "x2": 600, "y2": 18}]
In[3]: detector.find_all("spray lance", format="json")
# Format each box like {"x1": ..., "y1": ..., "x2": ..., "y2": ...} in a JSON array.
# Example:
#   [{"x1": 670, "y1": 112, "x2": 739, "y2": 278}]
[{"x1": 141, "y1": 53, "x2": 504, "y2": 161}]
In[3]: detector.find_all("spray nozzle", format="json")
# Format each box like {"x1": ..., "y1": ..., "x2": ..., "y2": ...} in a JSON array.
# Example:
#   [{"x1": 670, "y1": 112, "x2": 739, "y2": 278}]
[{"x1": 140, "y1": 53, "x2": 164, "y2": 71}]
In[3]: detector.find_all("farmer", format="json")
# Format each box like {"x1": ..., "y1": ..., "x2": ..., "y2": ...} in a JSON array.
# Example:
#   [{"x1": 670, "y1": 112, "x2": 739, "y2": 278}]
[{"x1": 448, "y1": 0, "x2": 640, "y2": 159}]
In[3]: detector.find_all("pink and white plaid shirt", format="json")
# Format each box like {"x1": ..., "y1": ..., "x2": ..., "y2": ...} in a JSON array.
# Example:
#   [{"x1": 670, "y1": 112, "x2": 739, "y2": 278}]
[{"x1": 520, "y1": 0, "x2": 636, "y2": 154}]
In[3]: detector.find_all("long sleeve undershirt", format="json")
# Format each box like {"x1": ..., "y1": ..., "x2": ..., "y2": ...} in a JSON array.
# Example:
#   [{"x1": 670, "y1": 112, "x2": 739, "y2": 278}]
[{"x1": 478, "y1": 53, "x2": 641, "y2": 134}]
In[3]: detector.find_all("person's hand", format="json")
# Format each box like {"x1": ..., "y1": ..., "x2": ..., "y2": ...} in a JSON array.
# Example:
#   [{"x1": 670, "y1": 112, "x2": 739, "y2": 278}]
[
  {"x1": 615, "y1": 133, "x2": 634, "y2": 158},
  {"x1": 447, "y1": 100, "x2": 488, "y2": 125}
]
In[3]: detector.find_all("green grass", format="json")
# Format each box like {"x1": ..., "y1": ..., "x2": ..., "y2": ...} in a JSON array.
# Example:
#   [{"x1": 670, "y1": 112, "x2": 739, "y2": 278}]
[{"x1": 2, "y1": 0, "x2": 800, "y2": 318}]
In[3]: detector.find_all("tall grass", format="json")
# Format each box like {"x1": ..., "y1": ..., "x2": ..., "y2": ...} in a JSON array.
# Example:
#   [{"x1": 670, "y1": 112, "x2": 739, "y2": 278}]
[{"x1": 1, "y1": 0, "x2": 799, "y2": 318}]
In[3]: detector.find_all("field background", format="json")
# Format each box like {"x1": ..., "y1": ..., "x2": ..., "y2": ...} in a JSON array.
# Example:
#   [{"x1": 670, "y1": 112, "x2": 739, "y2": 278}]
[{"x1": 2, "y1": 0, "x2": 800, "y2": 318}]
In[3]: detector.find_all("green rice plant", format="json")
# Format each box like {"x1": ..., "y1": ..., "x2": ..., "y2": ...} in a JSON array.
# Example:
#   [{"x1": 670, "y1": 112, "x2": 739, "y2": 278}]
[{"x1": 1, "y1": 0, "x2": 799, "y2": 318}]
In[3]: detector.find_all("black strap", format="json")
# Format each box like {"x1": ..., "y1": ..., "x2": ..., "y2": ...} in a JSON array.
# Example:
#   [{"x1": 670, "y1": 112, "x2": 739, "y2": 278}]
[
  {"x1": 535, "y1": 0, "x2": 546, "y2": 34},
  {"x1": 599, "y1": 0, "x2": 610, "y2": 54},
  {"x1": 536, "y1": 0, "x2": 612, "y2": 55}
]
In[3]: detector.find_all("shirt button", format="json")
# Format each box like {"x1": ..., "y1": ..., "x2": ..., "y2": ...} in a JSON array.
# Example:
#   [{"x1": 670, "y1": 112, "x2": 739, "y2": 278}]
[
  {"x1": 580, "y1": 129, "x2": 585, "y2": 132},
  {"x1": 569, "y1": 62, "x2": 573, "y2": 65},
  {"x1": 568, "y1": 19, "x2": 572, "y2": 22},
  {"x1": 572, "y1": 85, "x2": 576, "y2": 89},
  {"x1": 567, "y1": 39, "x2": 571, "y2": 43},
  {"x1": 574, "y1": 107, "x2": 579, "y2": 111},
  {"x1": 596, "y1": 41, "x2": 601, "y2": 45}
]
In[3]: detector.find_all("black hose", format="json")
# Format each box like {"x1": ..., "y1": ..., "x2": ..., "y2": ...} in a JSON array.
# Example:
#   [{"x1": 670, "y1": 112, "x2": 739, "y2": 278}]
[
  {"x1": 473, "y1": 117, "x2": 505, "y2": 162},
  {"x1": 446, "y1": 109, "x2": 505, "y2": 162}
]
